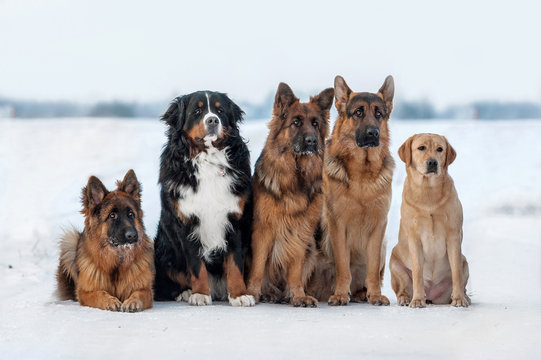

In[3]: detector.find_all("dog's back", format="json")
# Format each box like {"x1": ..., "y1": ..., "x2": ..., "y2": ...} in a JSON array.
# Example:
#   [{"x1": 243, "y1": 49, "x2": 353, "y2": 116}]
[{"x1": 56, "y1": 227, "x2": 80, "y2": 300}]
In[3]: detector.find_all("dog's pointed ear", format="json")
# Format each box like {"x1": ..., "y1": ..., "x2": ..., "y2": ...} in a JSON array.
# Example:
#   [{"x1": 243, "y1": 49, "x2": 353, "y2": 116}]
[
  {"x1": 334, "y1": 76, "x2": 351, "y2": 113},
  {"x1": 378, "y1": 75, "x2": 395, "y2": 115},
  {"x1": 443, "y1": 136, "x2": 457, "y2": 168},
  {"x1": 310, "y1": 88, "x2": 335, "y2": 113},
  {"x1": 273, "y1": 82, "x2": 298, "y2": 120},
  {"x1": 117, "y1": 169, "x2": 141, "y2": 203},
  {"x1": 162, "y1": 96, "x2": 186, "y2": 129},
  {"x1": 82, "y1": 176, "x2": 109, "y2": 212},
  {"x1": 398, "y1": 135, "x2": 414, "y2": 166}
]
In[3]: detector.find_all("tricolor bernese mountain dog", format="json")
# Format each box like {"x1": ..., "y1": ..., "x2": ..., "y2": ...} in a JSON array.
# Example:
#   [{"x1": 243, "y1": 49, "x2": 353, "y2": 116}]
[{"x1": 154, "y1": 91, "x2": 255, "y2": 306}]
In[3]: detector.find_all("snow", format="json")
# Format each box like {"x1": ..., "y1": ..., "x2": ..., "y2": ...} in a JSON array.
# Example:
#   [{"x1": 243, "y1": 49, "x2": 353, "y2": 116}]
[{"x1": 1, "y1": 118, "x2": 540, "y2": 359}]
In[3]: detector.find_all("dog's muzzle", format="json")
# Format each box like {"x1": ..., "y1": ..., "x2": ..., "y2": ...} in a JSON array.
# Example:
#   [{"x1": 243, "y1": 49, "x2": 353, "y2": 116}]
[
  {"x1": 426, "y1": 158, "x2": 438, "y2": 174},
  {"x1": 205, "y1": 116, "x2": 221, "y2": 136},
  {"x1": 293, "y1": 134, "x2": 318, "y2": 154},
  {"x1": 356, "y1": 126, "x2": 380, "y2": 148}
]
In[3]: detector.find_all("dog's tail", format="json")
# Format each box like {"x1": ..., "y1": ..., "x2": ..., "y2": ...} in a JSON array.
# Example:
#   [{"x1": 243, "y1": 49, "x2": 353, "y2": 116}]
[{"x1": 56, "y1": 227, "x2": 80, "y2": 300}]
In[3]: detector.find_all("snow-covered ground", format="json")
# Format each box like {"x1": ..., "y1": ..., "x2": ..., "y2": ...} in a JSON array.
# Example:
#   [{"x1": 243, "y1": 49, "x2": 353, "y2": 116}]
[{"x1": 0, "y1": 118, "x2": 540, "y2": 359}]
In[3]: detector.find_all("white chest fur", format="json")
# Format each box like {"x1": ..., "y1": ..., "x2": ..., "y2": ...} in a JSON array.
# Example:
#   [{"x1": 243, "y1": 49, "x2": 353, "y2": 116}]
[{"x1": 177, "y1": 140, "x2": 240, "y2": 260}]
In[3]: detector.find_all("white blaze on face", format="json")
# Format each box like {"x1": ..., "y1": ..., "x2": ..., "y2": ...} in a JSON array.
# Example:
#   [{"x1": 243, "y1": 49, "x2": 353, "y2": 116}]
[{"x1": 203, "y1": 92, "x2": 222, "y2": 137}]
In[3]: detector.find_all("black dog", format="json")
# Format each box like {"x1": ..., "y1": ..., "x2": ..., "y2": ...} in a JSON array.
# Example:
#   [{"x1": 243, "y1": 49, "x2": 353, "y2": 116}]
[{"x1": 154, "y1": 91, "x2": 254, "y2": 306}]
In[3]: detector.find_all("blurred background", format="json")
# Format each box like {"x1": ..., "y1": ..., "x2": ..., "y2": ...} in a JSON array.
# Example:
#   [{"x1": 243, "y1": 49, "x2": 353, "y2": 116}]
[{"x1": 1, "y1": 0, "x2": 541, "y2": 120}]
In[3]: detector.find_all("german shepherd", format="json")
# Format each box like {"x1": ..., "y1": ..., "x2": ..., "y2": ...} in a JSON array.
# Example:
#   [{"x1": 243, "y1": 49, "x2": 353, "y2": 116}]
[
  {"x1": 56, "y1": 170, "x2": 154, "y2": 312},
  {"x1": 247, "y1": 83, "x2": 334, "y2": 307},
  {"x1": 309, "y1": 76, "x2": 395, "y2": 306}
]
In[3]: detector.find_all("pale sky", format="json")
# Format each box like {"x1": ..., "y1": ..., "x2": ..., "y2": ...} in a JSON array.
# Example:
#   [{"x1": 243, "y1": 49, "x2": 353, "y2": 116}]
[{"x1": 1, "y1": 0, "x2": 540, "y2": 107}]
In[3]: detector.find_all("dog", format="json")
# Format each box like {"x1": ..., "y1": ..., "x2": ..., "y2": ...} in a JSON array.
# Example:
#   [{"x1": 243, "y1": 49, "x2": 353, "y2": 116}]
[
  {"x1": 56, "y1": 170, "x2": 154, "y2": 312},
  {"x1": 246, "y1": 83, "x2": 334, "y2": 307},
  {"x1": 309, "y1": 75, "x2": 395, "y2": 306},
  {"x1": 153, "y1": 91, "x2": 254, "y2": 307},
  {"x1": 390, "y1": 133, "x2": 470, "y2": 307}
]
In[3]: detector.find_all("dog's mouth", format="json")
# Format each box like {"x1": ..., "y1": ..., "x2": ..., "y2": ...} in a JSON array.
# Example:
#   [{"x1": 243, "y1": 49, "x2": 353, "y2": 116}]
[
  {"x1": 356, "y1": 138, "x2": 380, "y2": 148},
  {"x1": 292, "y1": 144, "x2": 319, "y2": 155},
  {"x1": 425, "y1": 167, "x2": 439, "y2": 175},
  {"x1": 108, "y1": 237, "x2": 137, "y2": 248}
]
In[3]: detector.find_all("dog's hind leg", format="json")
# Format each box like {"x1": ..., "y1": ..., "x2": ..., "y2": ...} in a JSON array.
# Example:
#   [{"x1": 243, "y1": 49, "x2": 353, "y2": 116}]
[{"x1": 390, "y1": 254, "x2": 413, "y2": 306}]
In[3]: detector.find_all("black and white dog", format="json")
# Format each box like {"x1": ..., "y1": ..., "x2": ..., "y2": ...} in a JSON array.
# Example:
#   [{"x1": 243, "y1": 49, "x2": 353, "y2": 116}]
[{"x1": 154, "y1": 91, "x2": 254, "y2": 306}]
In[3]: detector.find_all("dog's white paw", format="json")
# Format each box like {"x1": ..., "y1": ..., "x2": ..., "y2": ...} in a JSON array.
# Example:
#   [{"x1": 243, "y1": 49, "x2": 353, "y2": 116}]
[
  {"x1": 228, "y1": 294, "x2": 256, "y2": 307},
  {"x1": 188, "y1": 293, "x2": 212, "y2": 306},
  {"x1": 175, "y1": 289, "x2": 192, "y2": 302}
]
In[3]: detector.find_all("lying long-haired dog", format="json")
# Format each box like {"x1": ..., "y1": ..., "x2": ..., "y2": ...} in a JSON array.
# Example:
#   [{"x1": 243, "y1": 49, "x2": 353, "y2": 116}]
[
  {"x1": 390, "y1": 133, "x2": 470, "y2": 307},
  {"x1": 154, "y1": 91, "x2": 254, "y2": 306},
  {"x1": 246, "y1": 83, "x2": 334, "y2": 307},
  {"x1": 56, "y1": 170, "x2": 154, "y2": 312},
  {"x1": 309, "y1": 76, "x2": 395, "y2": 306}
]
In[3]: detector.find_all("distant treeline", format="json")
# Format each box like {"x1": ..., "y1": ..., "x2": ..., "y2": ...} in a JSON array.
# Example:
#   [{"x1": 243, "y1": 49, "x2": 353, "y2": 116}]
[{"x1": 1, "y1": 95, "x2": 541, "y2": 120}]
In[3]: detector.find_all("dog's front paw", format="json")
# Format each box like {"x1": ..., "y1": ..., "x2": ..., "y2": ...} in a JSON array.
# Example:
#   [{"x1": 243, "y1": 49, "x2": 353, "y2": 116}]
[
  {"x1": 188, "y1": 293, "x2": 212, "y2": 306},
  {"x1": 451, "y1": 293, "x2": 470, "y2": 307},
  {"x1": 175, "y1": 289, "x2": 192, "y2": 302},
  {"x1": 397, "y1": 295, "x2": 411, "y2": 306},
  {"x1": 228, "y1": 294, "x2": 256, "y2": 307},
  {"x1": 328, "y1": 293, "x2": 350, "y2": 306},
  {"x1": 121, "y1": 298, "x2": 143, "y2": 312},
  {"x1": 367, "y1": 293, "x2": 390, "y2": 306},
  {"x1": 99, "y1": 295, "x2": 122, "y2": 311},
  {"x1": 409, "y1": 297, "x2": 426, "y2": 308},
  {"x1": 291, "y1": 295, "x2": 318, "y2": 308}
]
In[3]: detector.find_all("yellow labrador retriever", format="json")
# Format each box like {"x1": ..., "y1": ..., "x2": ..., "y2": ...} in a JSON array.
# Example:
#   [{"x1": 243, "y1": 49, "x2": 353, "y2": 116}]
[{"x1": 390, "y1": 133, "x2": 470, "y2": 307}]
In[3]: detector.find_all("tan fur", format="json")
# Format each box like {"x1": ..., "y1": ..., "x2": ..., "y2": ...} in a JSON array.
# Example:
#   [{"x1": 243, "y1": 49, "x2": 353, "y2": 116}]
[
  {"x1": 308, "y1": 76, "x2": 395, "y2": 306},
  {"x1": 390, "y1": 133, "x2": 470, "y2": 307},
  {"x1": 247, "y1": 83, "x2": 333, "y2": 307},
  {"x1": 56, "y1": 170, "x2": 154, "y2": 312}
]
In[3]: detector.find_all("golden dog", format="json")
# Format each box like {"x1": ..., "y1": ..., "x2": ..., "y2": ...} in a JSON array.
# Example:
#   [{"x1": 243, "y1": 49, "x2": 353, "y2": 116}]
[{"x1": 390, "y1": 133, "x2": 470, "y2": 307}]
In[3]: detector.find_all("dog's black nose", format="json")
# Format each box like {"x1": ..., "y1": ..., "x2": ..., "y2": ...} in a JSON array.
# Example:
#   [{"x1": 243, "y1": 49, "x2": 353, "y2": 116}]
[
  {"x1": 125, "y1": 229, "x2": 138, "y2": 243},
  {"x1": 366, "y1": 127, "x2": 380, "y2": 139},
  {"x1": 304, "y1": 135, "x2": 317, "y2": 147},
  {"x1": 205, "y1": 116, "x2": 220, "y2": 127},
  {"x1": 426, "y1": 159, "x2": 438, "y2": 173}
]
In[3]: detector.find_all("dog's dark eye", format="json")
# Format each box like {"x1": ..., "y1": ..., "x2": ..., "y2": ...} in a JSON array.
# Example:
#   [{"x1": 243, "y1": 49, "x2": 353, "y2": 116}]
[
  {"x1": 418, "y1": 145, "x2": 426, "y2": 151},
  {"x1": 217, "y1": 108, "x2": 224, "y2": 114},
  {"x1": 355, "y1": 107, "x2": 364, "y2": 117},
  {"x1": 375, "y1": 110, "x2": 382, "y2": 119},
  {"x1": 194, "y1": 108, "x2": 202, "y2": 115},
  {"x1": 109, "y1": 212, "x2": 117, "y2": 220},
  {"x1": 128, "y1": 210, "x2": 134, "y2": 218},
  {"x1": 437, "y1": 147, "x2": 443, "y2": 152},
  {"x1": 293, "y1": 119, "x2": 302, "y2": 127},
  {"x1": 312, "y1": 119, "x2": 318, "y2": 128}
]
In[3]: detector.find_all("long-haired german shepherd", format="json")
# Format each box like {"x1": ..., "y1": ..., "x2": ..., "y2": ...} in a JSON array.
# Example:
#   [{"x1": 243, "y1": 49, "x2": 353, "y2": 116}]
[
  {"x1": 309, "y1": 76, "x2": 395, "y2": 306},
  {"x1": 56, "y1": 170, "x2": 154, "y2": 312},
  {"x1": 246, "y1": 83, "x2": 334, "y2": 307}
]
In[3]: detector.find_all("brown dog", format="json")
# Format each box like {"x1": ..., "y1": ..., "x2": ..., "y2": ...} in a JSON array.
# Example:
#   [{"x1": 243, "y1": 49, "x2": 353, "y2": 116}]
[
  {"x1": 390, "y1": 133, "x2": 470, "y2": 307},
  {"x1": 309, "y1": 75, "x2": 395, "y2": 306},
  {"x1": 246, "y1": 83, "x2": 334, "y2": 307},
  {"x1": 56, "y1": 170, "x2": 154, "y2": 312}
]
